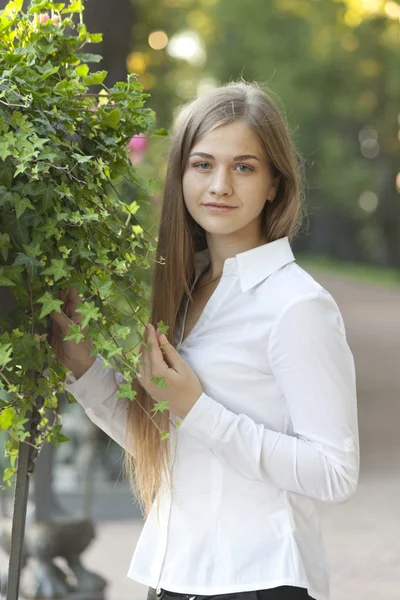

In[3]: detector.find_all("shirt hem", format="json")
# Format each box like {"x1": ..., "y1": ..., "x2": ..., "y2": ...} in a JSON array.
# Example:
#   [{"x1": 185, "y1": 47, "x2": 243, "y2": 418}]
[{"x1": 127, "y1": 572, "x2": 327, "y2": 600}]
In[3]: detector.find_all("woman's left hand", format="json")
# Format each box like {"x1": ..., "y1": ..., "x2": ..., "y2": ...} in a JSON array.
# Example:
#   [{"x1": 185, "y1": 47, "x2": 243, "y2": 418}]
[{"x1": 137, "y1": 323, "x2": 203, "y2": 420}]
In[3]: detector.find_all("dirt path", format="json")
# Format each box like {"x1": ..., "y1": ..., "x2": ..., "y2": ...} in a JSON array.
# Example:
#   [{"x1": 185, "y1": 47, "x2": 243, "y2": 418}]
[{"x1": 308, "y1": 271, "x2": 400, "y2": 600}]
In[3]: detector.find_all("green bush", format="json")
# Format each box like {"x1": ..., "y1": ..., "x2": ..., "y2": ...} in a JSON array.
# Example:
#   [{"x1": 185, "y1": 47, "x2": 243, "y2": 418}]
[{"x1": 0, "y1": 0, "x2": 162, "y2": 484}]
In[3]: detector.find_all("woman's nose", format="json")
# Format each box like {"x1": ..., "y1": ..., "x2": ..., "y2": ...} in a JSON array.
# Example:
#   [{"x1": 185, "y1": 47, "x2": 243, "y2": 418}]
[{"x1": 208, "y1": 167, "x2": 232, "y2": 196}]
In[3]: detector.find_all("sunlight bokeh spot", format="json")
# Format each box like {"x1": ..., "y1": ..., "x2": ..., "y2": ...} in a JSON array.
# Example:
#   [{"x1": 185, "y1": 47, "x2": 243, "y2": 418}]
[
  {"x1": 167, "y1": 30, "x2": 206, "y2": 65},
  {"x1": 126, "y1": 51, "x2": 148, "y2": 74},
  {"x1": 148, "y1": 30, "x2": 169, "y2": 50},
  {"x1": 359, "y1": 191, "x2": 379, "y2": 212}
]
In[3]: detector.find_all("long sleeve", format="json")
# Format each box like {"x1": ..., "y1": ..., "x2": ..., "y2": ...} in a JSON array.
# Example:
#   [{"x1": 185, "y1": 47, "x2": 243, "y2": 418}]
[
  {"x1": 64, "y1": 355, "x2": 131, "y2": 453},
  {"x1": 179, "y1": 290, "x2": 359, "y2": 503}
]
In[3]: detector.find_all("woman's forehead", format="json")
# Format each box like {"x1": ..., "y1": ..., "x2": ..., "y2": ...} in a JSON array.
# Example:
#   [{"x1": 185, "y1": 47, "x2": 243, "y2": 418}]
[{"x1": 191, "y1": 121, "x2": 264, "y2": 158}]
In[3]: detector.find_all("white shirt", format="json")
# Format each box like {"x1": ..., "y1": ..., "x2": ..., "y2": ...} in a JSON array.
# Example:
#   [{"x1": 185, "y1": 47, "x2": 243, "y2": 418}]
[{"x1": 65, "y1": 236, "x2": 359, "y2": 600}]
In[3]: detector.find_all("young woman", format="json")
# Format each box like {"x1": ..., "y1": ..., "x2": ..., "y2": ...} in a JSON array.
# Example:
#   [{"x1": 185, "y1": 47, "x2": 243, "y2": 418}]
[{"x1": 51, "y1": 81, "x2": 359, "y2": 600}]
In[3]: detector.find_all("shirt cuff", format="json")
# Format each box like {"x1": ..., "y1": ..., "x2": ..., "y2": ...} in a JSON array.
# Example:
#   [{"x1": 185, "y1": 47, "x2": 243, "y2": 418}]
[
  {"x1": 64, "y1": 355, "x2": 119, "y2": 411},
  {"x1": 180, "y1": 391, "x2": 225, "y2": 442}
]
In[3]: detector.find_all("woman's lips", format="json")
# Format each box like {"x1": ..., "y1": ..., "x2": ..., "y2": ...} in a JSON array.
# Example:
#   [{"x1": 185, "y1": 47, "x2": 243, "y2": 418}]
[{"x1": 202, "y1": 204, "x2": 237, "y2": 213}]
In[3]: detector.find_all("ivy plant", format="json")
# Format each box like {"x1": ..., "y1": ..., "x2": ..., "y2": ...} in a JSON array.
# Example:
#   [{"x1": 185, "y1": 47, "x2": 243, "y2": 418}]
[{"x1": 0, "y1": 0, "x2": 168, "y2": 486}]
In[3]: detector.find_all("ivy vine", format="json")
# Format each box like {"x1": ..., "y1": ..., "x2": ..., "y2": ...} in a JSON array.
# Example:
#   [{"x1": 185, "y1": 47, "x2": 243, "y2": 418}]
[{"x1": 0, "y1": 0, "x2": 168, "y2": 486}]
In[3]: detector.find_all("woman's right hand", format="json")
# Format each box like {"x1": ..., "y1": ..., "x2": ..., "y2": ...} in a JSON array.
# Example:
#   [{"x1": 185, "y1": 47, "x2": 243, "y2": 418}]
[{"x1": 50, "y1": 287, "x2": 96, "y2": 380}]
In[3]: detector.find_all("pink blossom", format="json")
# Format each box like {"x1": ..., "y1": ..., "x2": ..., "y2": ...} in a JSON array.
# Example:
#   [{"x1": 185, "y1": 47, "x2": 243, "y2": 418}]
[
  {"x1": 53, "y1": 14, "x2": 61, "y2": 24},
  {"x1": 128, "y1": 133, "x2": 149, "y2": 165},
  {"x1": 36, "y1": 13, "x2": 50, "y2": 24},
  {"x1": 128, "y1": 133, "x2": 149, "y2": 153}
]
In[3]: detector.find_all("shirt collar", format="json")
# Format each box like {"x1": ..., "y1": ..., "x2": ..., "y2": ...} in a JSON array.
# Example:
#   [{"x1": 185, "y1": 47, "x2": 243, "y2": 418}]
[{"x1": 194, "y1": 236, "x2": 296, "y2": 293}]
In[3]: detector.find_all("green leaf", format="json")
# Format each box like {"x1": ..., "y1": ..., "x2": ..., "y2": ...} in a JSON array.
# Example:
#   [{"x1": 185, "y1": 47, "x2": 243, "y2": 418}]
[
  {"x1": 101, "y1": 108, "x2": 121, "y2": 130},
  {"x1": 154, "y1": 128, "x2": 168, "y2": 136},
  {"x1": 151, "y1": 400, "x2": 169, "y2": 414},
  {"x1": 160, "y1": 430, "x2": 170, "y2": 440},
  {"x1": 92, "y1": 277, "x2": 113, "y2": 299},
  {"x1": 47, "y1": 423, "x2": 70, "y2": 444},
  {"x1": 0, "y1": 189, "x2": 14, "y2": 207},
  {"x1": 22, "y1": 242, "x2": 42, "y2": 258},
  {"x1": 92, "y1": 337, "x2": 120, "y2": 355},
  {"x1": 88, "y1": 33, "x2": 103, "y2": 43},
  {"x1": 151, "y1": 375, "x2": 167, "y2": 388},
  {"x1": 13, "y1": 333, "x2": 36, "y2": 357},
  {"x1": 0, "y1": 344, "x2": 13, "y2": 368},
  {"x1": 3, "y1": 467, "x2": 15, "y2": 482},
  {"x1": 54, "y1": 433, "x2": 70, "y2": 443},
  {"x1": 71, "y1": 153, "x2": 94, "y2": 163},
  {"x1": 156, "y1": 321, "x2": 170, "y2": 335},
  {"x1": 2, "y1": 212, "x2": 30, "y2": 245},
  {"x1": 7, "y1": 0, "x2": 24, "y2": 13},
  {"x1": 76, "y1": 64, "x2": 89, "y2": 77},
  {"x1": 116, "y1": 383, "x2": 136, "y2": 401},
  {"x1": 10, "y1": 111, "x2": 29, "y2": 129},
  {"x1": 0, "y1": 269, "x2": 16, "y2": 287},
  {"x1": 75, "y1": 301, "x2": 101, "y2": 328},
  {"x1": 83, "y1": 70, "x2": 108, "y2": 86},
  {"x1": 53, "y1": 80, "x2": 78, "y2": 94},
  {"x1": 36, "y1": 62, "x2": 59, "y2": 79},
  {"x1": 110, "y1": 324, "x2": 131, "y2": 339},
  {"x1": 14, "y1": 253, "x2": 41, "y2": 279},
  {"x1": 62, "y1": 0, "x2": 84, "y2": 13},
  {"x1": 15, "y1": 196, "x2": 34, "y2": 219},
  {"x1": 36, "y1": 221, "x2": 59, "y2": 239},
  {"x1": 42, "y1": 258, "x2": 73, "y2": 282},
  {"x1": 37, "y1": 292, "x2": 64, "y2": 319},
  {"x1": 0, "y1": 233, "x2": 11, "y2": 261},
  {"x1": 0, "y1": 408, "x2": 14, "y2": 431},
  {"x1": 22, "y1": 181, "x2": 46, "y2": 197},
  {"x1": 0, "y1": 164, "x2": 12, "y2": 188},
  {"x1": 77, "y1": 53, "x2": 103, "y2": 63},
  {"x1": 63, "y1": 324, "x2": 84, "y2": 343}
]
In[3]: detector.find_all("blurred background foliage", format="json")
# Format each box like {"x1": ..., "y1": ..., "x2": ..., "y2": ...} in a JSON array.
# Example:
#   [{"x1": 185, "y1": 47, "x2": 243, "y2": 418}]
[{"x1": 2, "y1": 0, "x2": 399, "y2": 275}]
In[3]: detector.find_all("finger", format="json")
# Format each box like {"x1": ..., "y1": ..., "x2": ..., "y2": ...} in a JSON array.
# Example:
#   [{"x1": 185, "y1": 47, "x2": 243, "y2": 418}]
[
  {"x1": 146, "y1": 325, "x2": 166, "y2": 372},
  {"x1": 158, "y1": 332, "x2": 181, "y2": 373},
  {"x1": 138, "y1": 340, "x2": 150, "y2": 375},
  {"x1": 58, "y1": 287, "x2": 68, "y2": 305},
  {"x1": 51, "y1": 309, "x2": 74, "y2": 335},
  {"x1": 156, "y1": 328, "x2": 173, "y2": 368},
  {"x1": 57, "y1": 288, "x2": 70, "y2": 318},
  {"x1": 68, "y1": 287, "x2": 80, "y2": 307},
  {"x1": 65, "y1": 287, "x2": 82, "y2": 323}
]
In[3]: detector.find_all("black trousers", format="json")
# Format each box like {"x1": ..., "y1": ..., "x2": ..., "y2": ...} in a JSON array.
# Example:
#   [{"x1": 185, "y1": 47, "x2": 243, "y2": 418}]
[{"x1": 147, "y1": 585, "x2": 315, "y2": 600}]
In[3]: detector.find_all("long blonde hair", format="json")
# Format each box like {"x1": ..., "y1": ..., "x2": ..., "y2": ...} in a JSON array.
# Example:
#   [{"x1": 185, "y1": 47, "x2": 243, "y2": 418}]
[{"x1": 123, "y1": 80, "x2": 305, "y2": 517}]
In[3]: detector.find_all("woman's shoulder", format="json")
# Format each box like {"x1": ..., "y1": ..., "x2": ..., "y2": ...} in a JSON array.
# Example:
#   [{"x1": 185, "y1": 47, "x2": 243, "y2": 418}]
[{"x1": 257, "y1": 261, "x2": 338, "y2": 318}]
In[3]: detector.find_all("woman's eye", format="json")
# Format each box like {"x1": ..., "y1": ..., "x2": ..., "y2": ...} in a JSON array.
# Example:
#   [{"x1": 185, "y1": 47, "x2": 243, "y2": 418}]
[
  {"x1": 192, "y1": 162, "x2": 253, "y2": 172},
  {"x1": 235, "y1": 164, "x2": 253, "y2": 172}
]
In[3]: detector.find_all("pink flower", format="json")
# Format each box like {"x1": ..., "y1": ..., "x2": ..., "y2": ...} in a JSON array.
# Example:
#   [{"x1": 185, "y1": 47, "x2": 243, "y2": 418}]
[
  {"x1": 36, "y1": 13, "x2": 50, "y2": 24},
  {"x1": 128, "y1": 133, "x2": 149, "y2": 153},
  {"x1": 128, "y1": 133, "x2": 149, "y2": 164},
  {"x1": 53, "y1": 14, "x2": 61, "y2": 24}
]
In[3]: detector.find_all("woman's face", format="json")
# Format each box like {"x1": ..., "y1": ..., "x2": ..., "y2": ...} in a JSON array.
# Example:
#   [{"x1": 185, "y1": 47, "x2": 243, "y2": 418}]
[{"x1": 182, "y1": 121, "x2": 277, "y2": 240}]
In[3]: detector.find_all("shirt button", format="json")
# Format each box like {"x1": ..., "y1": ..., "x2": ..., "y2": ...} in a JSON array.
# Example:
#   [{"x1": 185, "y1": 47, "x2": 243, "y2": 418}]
[{"x1": 156, "y1": 588, "x2": 162, "y2": 596}]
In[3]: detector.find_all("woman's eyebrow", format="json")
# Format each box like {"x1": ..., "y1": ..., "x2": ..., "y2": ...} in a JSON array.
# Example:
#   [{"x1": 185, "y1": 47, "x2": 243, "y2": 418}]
[{"x1": 189, "y1": 152, "x2": 260, "y2": 162}]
